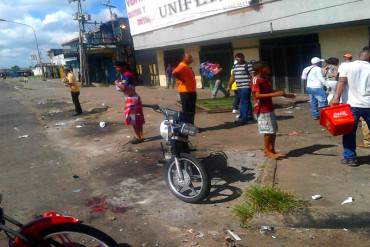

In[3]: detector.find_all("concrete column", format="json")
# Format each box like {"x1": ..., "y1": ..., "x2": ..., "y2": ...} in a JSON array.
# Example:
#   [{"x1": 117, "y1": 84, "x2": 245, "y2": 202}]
[{"x1": 156, "y1": 49, "x2": 167, "y2": 87}]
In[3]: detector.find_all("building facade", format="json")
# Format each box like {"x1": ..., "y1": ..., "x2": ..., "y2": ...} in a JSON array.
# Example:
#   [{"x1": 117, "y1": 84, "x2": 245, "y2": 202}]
[{"x1": 127, "y1": 0, "x2": 370, "y2": 92}]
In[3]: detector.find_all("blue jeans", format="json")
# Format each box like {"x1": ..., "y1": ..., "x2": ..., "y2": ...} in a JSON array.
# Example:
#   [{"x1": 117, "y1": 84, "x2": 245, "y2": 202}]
[
  {"x1": 343, "y1": 107, "x2": 370, "y2": 159},
  {"x1": 307, "y1": 87, "x2": 328, "y2": 118},
  {"x1": 238, "y1": 88, "x2": 253, "y2": 121}
]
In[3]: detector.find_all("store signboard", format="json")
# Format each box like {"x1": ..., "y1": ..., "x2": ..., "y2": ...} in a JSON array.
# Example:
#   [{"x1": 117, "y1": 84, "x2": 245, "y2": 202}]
[{"x1": 125, "y1": 0, "x2": 253, "y2": 35}]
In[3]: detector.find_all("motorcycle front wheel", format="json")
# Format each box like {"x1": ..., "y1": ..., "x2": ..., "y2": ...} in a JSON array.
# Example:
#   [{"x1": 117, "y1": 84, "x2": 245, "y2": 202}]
[{"x1": 165, "y1": 153, "x2": 210, "y2": 203}]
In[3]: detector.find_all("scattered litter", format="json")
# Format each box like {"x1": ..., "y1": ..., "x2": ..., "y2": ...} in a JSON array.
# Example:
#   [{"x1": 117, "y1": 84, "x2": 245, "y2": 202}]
[
  {"x1": 260, "y1": 226, "x2": 274, "y2": 234},
  {"x1": 341, "y1": 197, "x2": 353, "y2": 205},
  {"x1": 109, "y1": 216, "x2": 117, "y2": 221},
  {"x1": 197, "y1": 232, "x2": 205, "y2": 238},
  {"x1": 226, "y1": 230, "x2": 241, "y2": 241},
  {"x1": 272, "y1": 235, "x2": 277, "y2": 239},
  {"x1": 73, "y1": 175, "x2": 80, "y2": 179},
  {"x1": 13, "y1": 127, "x2": 20, "y2": 132},
  {"x1": 119, "y1": 228, "x2": 123, "y2": 232},
  {"x1": 286, "y1": 106, "x2": 294, "y2": 109},
  {"x1": 343, "y1": 228, "x2": 349, "y2": 231},
  {"x1": 99, "y1": 121, "x2": 106, "y2": 128},
  {"x1": 75, "y1": 118, "x2": 82, "y2": 121},
  {"x1": 18, "y1": 135, "x2": 29, "y2": 139},
  {"x1": 55, "y1": 122, "x2": 66, "y2": 126},
  {"x1": 288, "y1": 130, "x2": 300, "y2": 136},
  {"x1": 283, "y1": 110, "x2": 294, "y2": 114},
  {"x1": 312, "y1": 195, "x2": 323, "y2": 200},
  {"x1": 76, "y1": 125, "x2": 83, "y2": 128},
  {"x1": 247, "y1": 152, "x2": 256, "y2": 157},
  {"x1": 73, "y1": 189, "x2": 81, "y2": 193}
]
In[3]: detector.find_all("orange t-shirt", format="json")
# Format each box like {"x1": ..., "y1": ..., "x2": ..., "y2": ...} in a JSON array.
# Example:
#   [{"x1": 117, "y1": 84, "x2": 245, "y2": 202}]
[{"x1": 172, "y1": 62, "x2": 196, "y2": 93}]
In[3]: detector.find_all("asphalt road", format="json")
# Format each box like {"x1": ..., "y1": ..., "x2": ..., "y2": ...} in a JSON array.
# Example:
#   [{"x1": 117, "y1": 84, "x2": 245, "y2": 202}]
[{"x1": 0, "y1": 80, "x2": 80, "y2": 230}]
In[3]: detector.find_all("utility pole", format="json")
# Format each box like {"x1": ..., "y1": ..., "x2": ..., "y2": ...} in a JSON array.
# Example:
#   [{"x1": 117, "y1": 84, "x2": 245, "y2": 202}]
[
  {"x1": 103, "y1": 0, "x2": 117, "y2": 43},
  {"x1": 0, "y1": 19, "x2": 46, "y2": 81},
  {"x1": 69, "y1": 0, "x2": 91, "y2": 86}
]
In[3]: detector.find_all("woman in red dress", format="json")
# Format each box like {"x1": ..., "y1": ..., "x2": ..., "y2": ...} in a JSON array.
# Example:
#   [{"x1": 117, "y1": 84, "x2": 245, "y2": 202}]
[{"x1": 114, "y1": 62, "x2": 145, "y2": 144}]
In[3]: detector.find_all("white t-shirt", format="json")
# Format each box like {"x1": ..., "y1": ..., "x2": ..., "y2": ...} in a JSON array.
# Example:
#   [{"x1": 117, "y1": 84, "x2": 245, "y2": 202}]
[
  {"x1": 338, "y1": 62, "x2": 350, "y2": 103},
  {"x1": 339, "y1": 60, "x2": 370, "y2": 108},
  {"x1": 301, "y1": 65, "x2": 325, "y2": 88}
]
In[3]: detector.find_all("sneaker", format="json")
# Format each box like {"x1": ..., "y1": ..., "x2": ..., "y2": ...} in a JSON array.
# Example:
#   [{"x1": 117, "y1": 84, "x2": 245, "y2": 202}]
[
  {"x1": 235, "y1": 114, "x2": 240, "y2": 120},
  {"x1": 341, "y1": 158, "x2": 359, "y2": 167},
  {"x1": 232, "y1": 109, "x2": 239, "y2": 114}
]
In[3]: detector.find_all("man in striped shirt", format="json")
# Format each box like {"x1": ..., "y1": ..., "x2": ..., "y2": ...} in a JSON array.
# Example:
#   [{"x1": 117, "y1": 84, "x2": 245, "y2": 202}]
[{"x1": 227, "y1": 53, "x2": 253, "y2": 124}]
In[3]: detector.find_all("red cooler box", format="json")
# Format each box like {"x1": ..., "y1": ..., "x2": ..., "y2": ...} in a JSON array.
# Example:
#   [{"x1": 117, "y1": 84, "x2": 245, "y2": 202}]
[{"x1": 320, "y1": 104, "x2": 355, "y2": 136}]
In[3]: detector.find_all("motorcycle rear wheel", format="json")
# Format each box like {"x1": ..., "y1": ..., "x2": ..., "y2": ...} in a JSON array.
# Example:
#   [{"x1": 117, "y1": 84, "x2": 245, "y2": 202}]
[{"x1": 165, "y1": 153, "x2": 210, "y2": 203}]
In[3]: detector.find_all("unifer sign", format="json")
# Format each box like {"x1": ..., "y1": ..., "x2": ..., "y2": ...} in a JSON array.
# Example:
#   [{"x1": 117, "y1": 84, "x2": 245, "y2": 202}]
[{"x1": 125, "y1": 0, "x2": 253, "y2": 35}]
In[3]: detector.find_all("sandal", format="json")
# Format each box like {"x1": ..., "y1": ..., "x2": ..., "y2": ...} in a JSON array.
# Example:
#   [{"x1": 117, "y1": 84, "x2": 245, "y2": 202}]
[{"x1": 130, "y1": 137, "x2": 144, "y2": 145}]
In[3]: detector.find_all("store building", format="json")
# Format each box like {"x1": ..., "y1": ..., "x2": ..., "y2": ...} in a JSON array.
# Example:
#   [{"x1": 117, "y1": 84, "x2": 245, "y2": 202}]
[{"x1": 126, "y1": 0, "x2": 370, "y2": 93}]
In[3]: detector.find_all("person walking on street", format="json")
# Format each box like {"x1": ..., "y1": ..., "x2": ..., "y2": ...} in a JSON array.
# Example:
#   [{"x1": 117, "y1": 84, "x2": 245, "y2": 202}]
[
  {"x1": 227, "y1": 53, "x2": 253, "y2": 125},
  {"x1": 115, "y1": 61, "x2": 145, "y2": 144},
  {"x1": 301, "y1": 57, "x2": 328, "y2": 120},
  {"x1": 63, "y1": 68, "x2": 82, "y2": 116},
  {"x1": 331, "y1": 47, "x2": 370, "y2": 166},
  {"x1": 173, "y1": 53, "x2": 197, "y2": 124},
  {"x1": 252, "y1": 62, "x2": 295, "y2": 159},
  {"x1": 211, "y1": 64, "x2": 228, "y2": 98},
  {"x1": 165, "y1": 64, "x2": 175, "y2": 89}
]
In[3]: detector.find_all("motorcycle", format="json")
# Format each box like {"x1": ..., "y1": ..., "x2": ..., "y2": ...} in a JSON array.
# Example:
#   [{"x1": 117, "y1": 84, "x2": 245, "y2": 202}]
[{"x1": 144, "y1": 104, "x2": 210, "y2": 203}]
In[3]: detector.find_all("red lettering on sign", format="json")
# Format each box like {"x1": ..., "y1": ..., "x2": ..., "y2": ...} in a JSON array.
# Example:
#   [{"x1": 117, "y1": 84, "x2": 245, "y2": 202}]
[
  {"x1": 128, "y1": 8, "x2": 142, "y2": 18},
  {"x1": 137, "y1": 16, "x2": 151, "y2": 26},
  {"x1": 126, "y1": 0, "x2": 142, "y2": 7}
]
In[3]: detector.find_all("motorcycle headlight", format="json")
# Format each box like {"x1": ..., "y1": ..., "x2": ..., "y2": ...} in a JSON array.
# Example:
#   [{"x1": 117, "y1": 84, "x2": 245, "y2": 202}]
[
  {"x1": 160, "y1": 120, "x2": 172, "y2": 140},
  {"x1": 180, "y1": 123, "x2": 198, "y2": 136}
]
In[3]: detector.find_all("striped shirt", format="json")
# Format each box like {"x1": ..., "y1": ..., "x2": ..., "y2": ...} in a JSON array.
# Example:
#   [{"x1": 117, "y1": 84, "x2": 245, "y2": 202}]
[{"x1": 233, "y1": 63, "x2": 252, "y2": 89}]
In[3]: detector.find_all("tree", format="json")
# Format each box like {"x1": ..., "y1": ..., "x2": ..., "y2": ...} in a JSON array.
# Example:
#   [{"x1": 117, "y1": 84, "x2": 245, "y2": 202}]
[{"x1": 11, "y1": 65, "x2": 20, "y2": 72}]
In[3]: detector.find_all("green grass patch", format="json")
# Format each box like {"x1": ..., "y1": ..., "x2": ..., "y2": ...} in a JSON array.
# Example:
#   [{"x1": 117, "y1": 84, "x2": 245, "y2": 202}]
[
  {"x1": 233, "y1": 186, "x2": 306, "y2": 224},
  {"x1": 197, "y1": 97, "x2": 234, "y2": 110}
]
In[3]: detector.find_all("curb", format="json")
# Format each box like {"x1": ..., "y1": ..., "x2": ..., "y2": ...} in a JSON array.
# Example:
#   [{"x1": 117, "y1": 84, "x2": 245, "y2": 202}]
[{"x1": 257, "y1": 159, "x2": 278, "y2": 187}]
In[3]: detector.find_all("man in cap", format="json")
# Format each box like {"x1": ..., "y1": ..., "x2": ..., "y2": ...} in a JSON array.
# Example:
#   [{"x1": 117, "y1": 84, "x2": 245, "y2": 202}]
[{"x1": 301, "y1": 57, "x2": 328, "y2": 120}]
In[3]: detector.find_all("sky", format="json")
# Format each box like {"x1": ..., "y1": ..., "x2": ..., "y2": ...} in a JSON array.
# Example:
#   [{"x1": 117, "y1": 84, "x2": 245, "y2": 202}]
[{"x1": 0, "y1": 0, "x2": 127, "y2": 68}]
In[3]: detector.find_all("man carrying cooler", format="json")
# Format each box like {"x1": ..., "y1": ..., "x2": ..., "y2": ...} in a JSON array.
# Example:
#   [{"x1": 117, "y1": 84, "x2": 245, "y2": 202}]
[{"x1": 331, "y1": 47, "x2": 370, "y2": 166}]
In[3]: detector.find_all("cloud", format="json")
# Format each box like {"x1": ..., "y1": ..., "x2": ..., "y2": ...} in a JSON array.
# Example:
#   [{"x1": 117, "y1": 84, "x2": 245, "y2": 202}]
[{"x1": 0, "y1": 0, "x2": 126, "y2": 68}]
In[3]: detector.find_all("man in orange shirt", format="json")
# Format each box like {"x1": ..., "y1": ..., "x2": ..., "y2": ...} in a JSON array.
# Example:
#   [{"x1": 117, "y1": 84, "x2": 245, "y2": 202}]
[{"x1": 173, "y1": 53, "x2": 197, "y2": 124}]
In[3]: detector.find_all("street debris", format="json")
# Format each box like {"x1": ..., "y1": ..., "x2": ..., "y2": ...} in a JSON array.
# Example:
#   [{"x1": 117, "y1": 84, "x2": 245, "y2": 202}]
[
  {"x1": 226, "y1": 230, "x2": 241, "y2": 241},
  {"x1": 341, "y1": 197, "x2": 354, "y2": 205},
  {"x1": 73, "y1": 189, "x2": 81, "y2": 193},
  {"x1": 73, "y1": 175, "x2": 80, "y2": 179},
  {"x1": 311, "y1": 195, "x2": 323, "y2": 200},
  {"x1": 247, "y1": 152, "x2": 256, "y2": 157},
  {"x1": 283, "y1": 110, "x2": 294, "y2": 114},
  {"x1": 18, "y1": 135, "x2": 29, "y2": 139},
  {"x1": 99, "y1": 121, "x2": 106, "y2": 128},
  {"x1": 288, "y1": 130, "x2": 300, "y2": 136},
  {"x1": 13, "y1": 127, "x2": 20, "y2": 132},
  {"x1": 343, "y1": 228, "x2": 349, "y2": 231},
  {"x1": 76, "y1": 125, "x2": 83, "y2": 128},
  {"x1": 272, "y1": 235, "x2": 277, "y2": 239},
  {"x1": 55, "y1": 122, "x2": 66, "y2": 126},
  {"x1": 260, "y1": 226, "x2": 274, "y2": 235}
]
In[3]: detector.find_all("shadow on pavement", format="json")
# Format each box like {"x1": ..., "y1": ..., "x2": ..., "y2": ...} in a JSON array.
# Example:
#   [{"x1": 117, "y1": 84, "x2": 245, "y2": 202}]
[
  {"x1": 276, "y1": 115, "x2": 294, "y2": 120},
  {"x1": 357, "y1": 155, "x2": 370, "y2": 166},
  {"x1": 199, "y1": 152, "x2": 255, "y2": 204},
  {"x1": 200, "y1": 121, "x2": 241, "y2": 132},
  {"x1": 284, "y1": 211, "x2": 370, "y2": 230},
  {"x1": 287, "y1": 144, "x2": 337, "y2": 158}
]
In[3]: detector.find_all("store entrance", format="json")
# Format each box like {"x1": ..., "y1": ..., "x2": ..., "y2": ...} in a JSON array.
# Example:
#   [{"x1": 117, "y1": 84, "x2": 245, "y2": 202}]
[{"x1": 260, "y1": 34, "x2": 321, "y2": 93}]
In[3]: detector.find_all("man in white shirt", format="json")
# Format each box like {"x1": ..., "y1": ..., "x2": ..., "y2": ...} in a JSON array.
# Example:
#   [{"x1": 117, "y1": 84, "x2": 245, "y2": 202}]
[
  {"x1": 302, "y1": 57, "x2": 328, "y2": 120},
  {"x1": 331, "y1": 47, "x2": 370, "y2": 166}
]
